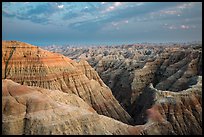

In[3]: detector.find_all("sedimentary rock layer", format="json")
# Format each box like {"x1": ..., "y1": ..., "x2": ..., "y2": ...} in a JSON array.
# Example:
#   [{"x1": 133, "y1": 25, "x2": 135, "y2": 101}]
[
  {"x1": 45, "y1": 44, "x2": 202, "y2": 116},
  {"x1": 2, "y1": 79, "x2": 176, "y2": 135},
  {"x1": 2, "y1": 40, "x2": 133, "y2": 124},
  {"x1": 3, "y1": 41, "x2": 202, "y2": 135},
  {"x1": 131, "y1": 76, "x2": 202, "y2": 135}
]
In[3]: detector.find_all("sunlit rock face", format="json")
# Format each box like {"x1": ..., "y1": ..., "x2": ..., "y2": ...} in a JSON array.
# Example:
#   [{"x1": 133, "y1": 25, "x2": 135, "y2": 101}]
[
  {"x1": 3, "y1": 77, "x2": 201, "y2": 135},
  {"x1": 2, "y1": 79, "x2": 176, "y2": 135},
  {"x1": 2, "y1": 79, "x2": 135, "y2": 135},
  {"x1": 2, "y1": 40, "x2": 133, "y2": 125}
]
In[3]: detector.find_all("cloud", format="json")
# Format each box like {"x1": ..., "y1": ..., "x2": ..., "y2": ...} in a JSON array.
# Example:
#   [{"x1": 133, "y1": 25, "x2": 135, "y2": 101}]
[
  {"x1": 3, "y1": 2, "x2": 202, "y2": 44},
  {"x1": 81, "y1": 3, "x2": 102, "y2": 14},
  {"x1": 106, "y1": 6, "x2": 115, "y2": 11},
  {"x1": 101, "y1": 2, "x2": 181, "y2": 22},
  {"x1": 163, "y1": 24, "x2": 195, "y2": 30},
  {"x1": 65, "y1": 3, "x2": 180, "y2": 32},
  {"x1": 168, "y1": 25, "x2": 177, "y2": 30},
  {"x1": 3, "y1": 3, "x2": 64, "y2": 25},
  {"x1": 114, "y1": 2, "x2": 122, "y2": 7},
  {"x1": 58, "y1": 5, "x2": 64, "y2": 9},
  {"x1": 25, "y1": 3, "x2": 60, "y2": 16},
  {"x1": 160, "y1": 10, "x2": 181, "y2": 15},
  {"x1": 103, "y1": 2, "x2": 123, "y2": 13},
  {"x1": 177, "y1": 2, "x2": 197, "y2": 9},
  {"x1": 81, "y1": 5, "x2": 97, "y2": 13},
  {"x1": 2, "y1": 10, "x2": 15, "y2": 18},
  {"x1": 180, "y1": 25, "x2": 190, "y2": 29},
  {"x1": 150, "y1": 2, "x2": 199, "y2": 19},
  {"x1": 136, "y1": 2, "x2": 144, "y2": 6},
  {"x1": 62, "y1": 12, "x2": 81, "y2": 20}
]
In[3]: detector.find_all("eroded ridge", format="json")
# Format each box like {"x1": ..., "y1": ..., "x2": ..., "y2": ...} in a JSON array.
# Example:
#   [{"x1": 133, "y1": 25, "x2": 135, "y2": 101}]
[
  {"x1": 2, "y1": 79, "x2": 176, "y2": 135},
  {"x1": 2, "y1": 40, "x2": 133, "y2": 124}
]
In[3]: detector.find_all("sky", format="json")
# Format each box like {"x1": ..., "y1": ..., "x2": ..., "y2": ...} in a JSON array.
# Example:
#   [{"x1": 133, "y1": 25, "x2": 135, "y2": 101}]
[{"x1": 2, "y1": 2, "x2": 202, "y2": 46}]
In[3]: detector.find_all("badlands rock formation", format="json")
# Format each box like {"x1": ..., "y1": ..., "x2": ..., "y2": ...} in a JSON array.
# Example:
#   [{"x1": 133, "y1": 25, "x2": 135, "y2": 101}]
[
  {"x1": 3, "y1": 75, "x2": 201, "y2": 135},
  {"x1": 2, "y1": 79, "x2": 176, "y2": 135},
  {"x1": 45, "y1": 44, "x2": 202, "y2": 113},
  {"x1": 146, "y1": 76, "x2": 202, "y2": 135},
  {"x1": 2, "y1": 41, "x2": 202, "y2": 135},
  {"x1": 2, "y1": 41, "x2": 133, "y2": 124},
  {"x1": 44, "y1": 43, "x2": 202, "y2": 135}
]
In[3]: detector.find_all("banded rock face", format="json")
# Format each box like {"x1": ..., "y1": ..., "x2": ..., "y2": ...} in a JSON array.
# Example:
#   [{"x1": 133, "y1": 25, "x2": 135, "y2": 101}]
[
  {"x1": 76, "y1": 59, "x2": 106, "y2": 87},
  {"x1": 4, "y1": 41, "x2": 201, "y2": 135},
  {"x1": 45, "y1": 44, "x2": 202, "y2": 117},
  {"x1": 2, "y1": 79, "x2": 176, "y2": 135},
  {"x1": 2, "y1": 79, "x2": 129, "y2": 135},
  {"x1": 130, "y1": 49, "x2": 202, "y2": 125},
  {"x1": 154, "y1": 77, "x2": 202, "y2": 135},
  {"x1": 2, "y1": 40, "x2": 133, "y2": 124},
  {"x1": 131, "y1": 76, "x2": 202, "y2": 135}
]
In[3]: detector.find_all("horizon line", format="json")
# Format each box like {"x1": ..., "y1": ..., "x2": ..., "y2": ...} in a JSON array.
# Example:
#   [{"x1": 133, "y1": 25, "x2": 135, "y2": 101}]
[{"x1": 2, "y1": 40, "x2": 202, "y2": 47}]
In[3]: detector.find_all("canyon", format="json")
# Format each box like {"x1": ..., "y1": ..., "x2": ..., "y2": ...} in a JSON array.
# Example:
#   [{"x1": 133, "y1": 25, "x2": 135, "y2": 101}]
[{"x1": 2, "y1": 41, "x2": 202, "y2": 135}]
